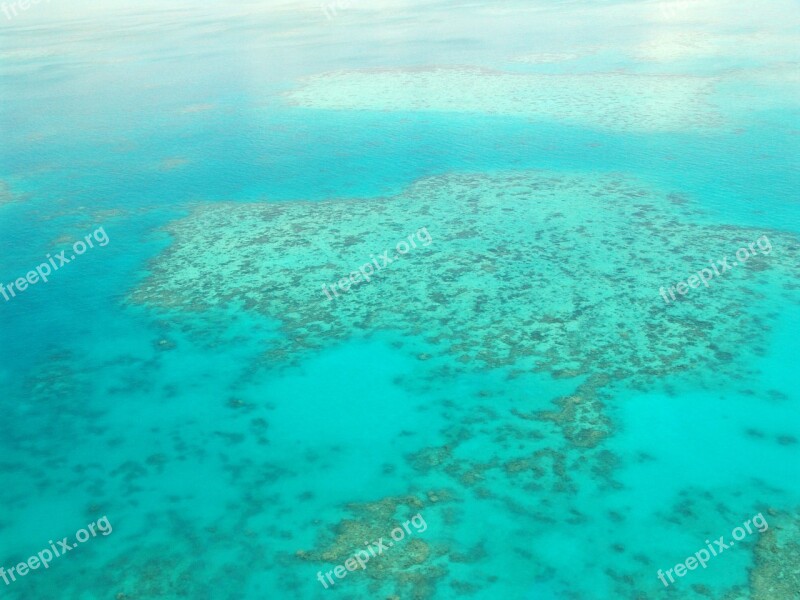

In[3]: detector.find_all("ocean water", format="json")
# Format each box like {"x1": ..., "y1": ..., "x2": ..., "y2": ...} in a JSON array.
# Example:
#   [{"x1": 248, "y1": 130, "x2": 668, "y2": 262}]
[{"x1": 1, "y1": 1, "x2": 799, "y2": 599}]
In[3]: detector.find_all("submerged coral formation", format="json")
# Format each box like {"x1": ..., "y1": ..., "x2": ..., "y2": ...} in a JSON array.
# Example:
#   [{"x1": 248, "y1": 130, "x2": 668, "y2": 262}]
[
  {"x1": 131, "y1": 170, "x2": 800, "y2": 447},
  {"x1": 0, "y1": 180, "x2": 23, "y2": 206},
  {"x1": 749, "y1": 509, "x2": 800, "y2": 599},
  {"x1": 129, "y1": 171, "x2": 800, "y2": 598},
  {"x1": 284, "y1": 67, "x2": 723, "y2": 132},
  {"x1": 296, "y1": 494, "x2": 451, "y2": 599}
]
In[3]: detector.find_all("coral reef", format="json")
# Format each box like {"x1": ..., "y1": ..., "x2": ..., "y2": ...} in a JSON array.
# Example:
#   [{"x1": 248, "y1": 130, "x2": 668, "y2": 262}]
[
  {"x1": 295, "y1": 495, "x2": 451, "y2": 599},
  {"x1": 285, "y1": 67, "x2": 723, "y2": 133},
  {"x1": 749, "y1": 509, "x2": 800, "y2": 599},
  {"x1": 131, "y1": 170, "x2": 800, "y2": 450}
]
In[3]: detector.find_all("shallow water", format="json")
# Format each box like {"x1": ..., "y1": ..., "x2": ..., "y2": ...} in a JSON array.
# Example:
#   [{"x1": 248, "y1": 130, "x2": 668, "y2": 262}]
[{"x1": 1, "y1": 1, "x2": 799, "y2": 598}]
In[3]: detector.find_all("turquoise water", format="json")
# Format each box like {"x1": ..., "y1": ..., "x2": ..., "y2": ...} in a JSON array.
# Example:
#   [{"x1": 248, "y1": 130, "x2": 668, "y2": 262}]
[{"x1": 1, "y1": 1, "x2": 799, "y2": 598}]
